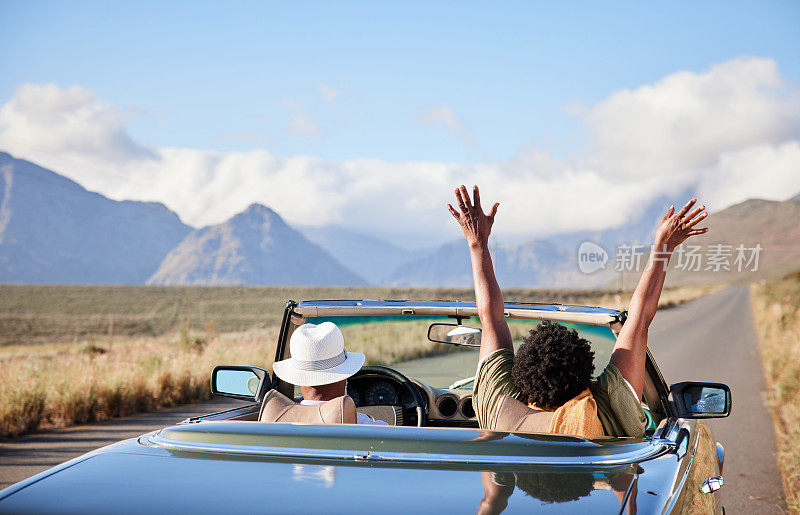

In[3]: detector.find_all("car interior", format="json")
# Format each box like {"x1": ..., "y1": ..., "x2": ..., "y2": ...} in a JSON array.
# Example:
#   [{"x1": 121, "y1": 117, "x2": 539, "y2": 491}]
[{"x1": 203, "y1": 310, "x2": 668, "y2": 437}]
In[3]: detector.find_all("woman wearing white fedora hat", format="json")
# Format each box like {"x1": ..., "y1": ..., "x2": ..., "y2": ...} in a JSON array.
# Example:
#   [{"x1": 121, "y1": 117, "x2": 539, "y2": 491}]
[{"x1": 269, "y1": 321, "x2": 387, "y2": 425}]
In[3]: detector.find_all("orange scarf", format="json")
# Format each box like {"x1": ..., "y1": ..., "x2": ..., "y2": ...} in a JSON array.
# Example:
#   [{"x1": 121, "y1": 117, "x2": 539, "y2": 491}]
[{"x1": 531, "y1": 389, "x2": 605, "y2": 437}]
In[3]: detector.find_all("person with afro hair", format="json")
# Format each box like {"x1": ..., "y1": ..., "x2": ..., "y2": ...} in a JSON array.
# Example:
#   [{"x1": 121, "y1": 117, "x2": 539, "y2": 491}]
[
  {"x1": 511, "y1": 321, "x2": 595, "y2": 411},
  {"x1": 448, "y1": 185, "x2": 709, "y2": 437}
]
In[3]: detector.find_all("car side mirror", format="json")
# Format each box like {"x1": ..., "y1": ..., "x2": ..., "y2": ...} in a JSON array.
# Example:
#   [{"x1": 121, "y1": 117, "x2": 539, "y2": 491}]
[
  {"x1": 211, "y1": 365, "x2": 271, "y2": 403},
  {"x1": 427, "y1": 323, "x2": 481, "y2": 347},
  {"x1": 669, "y1": 382, "x2": 731, "y2": 418}
]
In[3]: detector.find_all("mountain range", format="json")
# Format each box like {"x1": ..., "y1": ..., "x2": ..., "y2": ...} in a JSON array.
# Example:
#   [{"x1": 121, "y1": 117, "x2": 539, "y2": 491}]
[
  {"x1": 0, "y1": 152, "x2": 191, "y2": 284},
  {"x1": 298, "y1": 224, "x2": 411, "y2": 285},
  {"x1": 1, "y1": 151, "x2": 798, "y2": 288},
  {"x1": 148, "y1": 204, "x2": 366, "y2": 286}
]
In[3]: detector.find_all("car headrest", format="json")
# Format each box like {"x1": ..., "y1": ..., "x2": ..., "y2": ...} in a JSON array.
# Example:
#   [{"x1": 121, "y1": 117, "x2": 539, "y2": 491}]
[
  {"x1": 493, "y1": 395, "x2": 553, "y2": 434},
  {"x1": 258, "y1": 389, "x2": 357, "y2": 424}
]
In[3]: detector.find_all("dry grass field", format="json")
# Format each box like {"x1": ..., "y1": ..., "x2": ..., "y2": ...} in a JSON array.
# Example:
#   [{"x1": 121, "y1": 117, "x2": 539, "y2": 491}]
[
  {"x1": 0, "y1": 283, "x2": 719, "y2": 438},
  {"x1": 0, "y1": 284, "x2": 633, "y2": 348},
  {"x1": 751, "y1": 272, "x2": 800, "y2": 512}
]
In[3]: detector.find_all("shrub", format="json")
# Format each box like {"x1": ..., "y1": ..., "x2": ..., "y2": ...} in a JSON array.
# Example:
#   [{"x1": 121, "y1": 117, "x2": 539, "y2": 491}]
[
  {"x1": 179, "y1": 319, "x2": 207, "y2": 354},
  {"x1": 752, "y1": 274, "x2": 800, "y2": 511}
]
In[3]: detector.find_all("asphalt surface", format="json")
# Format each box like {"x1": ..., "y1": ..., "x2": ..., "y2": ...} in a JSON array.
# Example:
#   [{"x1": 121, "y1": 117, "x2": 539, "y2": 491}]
[
  {"x1": 647, "y1": 286, "x2": 786, "y2": 513},
  {"x1": 0, "y1": 286, "x2": 788, "y2": 512},
  {"x1": 0, "y1": 397, "x2": 247, "y2": 490}
]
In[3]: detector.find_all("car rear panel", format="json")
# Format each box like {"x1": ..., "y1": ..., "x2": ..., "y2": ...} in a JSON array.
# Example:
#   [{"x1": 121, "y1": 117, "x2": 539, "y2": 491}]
[
  {"x1": 0, "y1": 450, "x2": 647, "y2": 514},
  {"x1": 0, "y1": 422, "x2": 690, "y2": 514}
]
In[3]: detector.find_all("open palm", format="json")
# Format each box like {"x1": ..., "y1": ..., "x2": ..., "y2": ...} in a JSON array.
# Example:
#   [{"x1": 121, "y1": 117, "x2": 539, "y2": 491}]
[
  {"x1": 655, "y1": 198, "x2": 709, "y2": 252},
  {"x1": 447, "y1": 185, "x2": 499, "y2": 248}
]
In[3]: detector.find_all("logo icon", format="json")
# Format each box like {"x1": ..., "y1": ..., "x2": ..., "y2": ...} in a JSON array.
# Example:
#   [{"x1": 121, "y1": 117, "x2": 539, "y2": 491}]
[{"x1": 577, "y1": 241, "x2": 608, "y2": 274}]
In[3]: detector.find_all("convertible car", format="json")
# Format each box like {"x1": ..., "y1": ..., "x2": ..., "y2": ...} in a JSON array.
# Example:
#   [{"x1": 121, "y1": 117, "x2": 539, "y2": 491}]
[{"x1": 0, "y1": 299, "x2": 731, "y2": 514}]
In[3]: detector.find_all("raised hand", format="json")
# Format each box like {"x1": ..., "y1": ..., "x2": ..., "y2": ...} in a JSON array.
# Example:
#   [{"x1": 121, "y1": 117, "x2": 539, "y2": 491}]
[
  {"x1": 654, "y1": 198, "x2": 709, "y2": 253},
  {"x1": 447, "y1": 185, "x2": 499, "y2": 248},
  {"x1": 613, "y1": 196, "x2": 710, "y2": 402},
  {"x1": 448, "y1": 185, "x2": 512, "y2": 359}
]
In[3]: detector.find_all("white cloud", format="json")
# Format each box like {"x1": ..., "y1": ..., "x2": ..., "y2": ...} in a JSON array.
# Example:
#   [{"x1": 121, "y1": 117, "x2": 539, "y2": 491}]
[
  {"x1": 416, "y1": 105, "x2": 477, "y2": 150},
  {"x1": 1, "y1": 57, "x2": 799, "y2": 248},
  {"x1": 698, "y1": 141, "x2": 800, "y2": 208},
  {"x1": 0, "y1": 83, "x2": 158, "y2": 199},
  {"x1": 0, "y1": 83, "x2": 155, "y2": 165},
  {"x1": 207, "y1": 132, "x2": 263, "y2": 146},
  {"x1": 417, "y1": 105, "x2": 464, "y2": 133},
  {"x1": 287, "y1": 115, "x2": 319, "y2": 137},
  {"x1": 581, "y1": 57, "x2": 800, "y2": 179},
  {"x1": 317, "y1": 83, "x2": 339, "y2": 104}
]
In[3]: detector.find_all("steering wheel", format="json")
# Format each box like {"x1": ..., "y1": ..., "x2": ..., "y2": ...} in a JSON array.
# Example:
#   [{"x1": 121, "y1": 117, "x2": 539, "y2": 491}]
[{"x1": 351, "y1": 365, "x2": 428, "y2": 427}]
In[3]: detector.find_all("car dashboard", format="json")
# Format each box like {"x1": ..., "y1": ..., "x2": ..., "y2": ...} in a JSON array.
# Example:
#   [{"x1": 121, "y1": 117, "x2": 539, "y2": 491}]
[{"x1": 346, "y1": 374, "x2": 478, "y2": 428}]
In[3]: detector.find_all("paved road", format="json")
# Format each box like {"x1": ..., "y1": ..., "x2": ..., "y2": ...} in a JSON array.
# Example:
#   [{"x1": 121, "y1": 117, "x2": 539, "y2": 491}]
[
  {"x1": 647, "y1": 286, "x2": 786, "y2": 513},
  {"x1": 0, "y1": 398, "x2": 247, "y2": 489},
  {"x1": 0, "y1": 287, "x2": 787, "y2": 512}
]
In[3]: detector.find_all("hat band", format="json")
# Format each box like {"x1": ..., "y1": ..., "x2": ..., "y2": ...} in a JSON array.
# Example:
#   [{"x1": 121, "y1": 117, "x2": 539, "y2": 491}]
[{"x1": 292, "y1": 350, "x2": 347, "y2": 371}]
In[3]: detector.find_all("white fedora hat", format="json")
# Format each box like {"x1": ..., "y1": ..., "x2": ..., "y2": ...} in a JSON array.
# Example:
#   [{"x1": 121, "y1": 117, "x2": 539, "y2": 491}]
[{"x1": 272, "y1": 322, "x2": 365, "y2": 387}]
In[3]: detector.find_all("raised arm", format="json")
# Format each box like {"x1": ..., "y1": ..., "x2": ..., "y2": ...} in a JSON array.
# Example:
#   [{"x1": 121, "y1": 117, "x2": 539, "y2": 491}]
[
  {"x1": 448, "y1": 185, "x2": 512, "y2": 360},
  {"x1": 610, "y1": 198, "x2": 709, "y2": 399}
]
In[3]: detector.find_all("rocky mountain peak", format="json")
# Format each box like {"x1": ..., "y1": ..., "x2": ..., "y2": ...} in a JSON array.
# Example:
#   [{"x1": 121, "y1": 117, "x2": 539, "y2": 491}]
[
  {"x1": 148, "y1": 203, "x2": 366, "y2": 286},
  {"x1": 0, "y1": 152, "x2": 192, "y2": 284}
]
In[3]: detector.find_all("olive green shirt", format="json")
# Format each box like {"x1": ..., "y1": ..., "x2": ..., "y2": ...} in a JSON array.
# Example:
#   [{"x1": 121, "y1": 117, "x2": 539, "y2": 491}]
[{"x1": 474, "y1": 349, "x2": 647, "y2": 438}]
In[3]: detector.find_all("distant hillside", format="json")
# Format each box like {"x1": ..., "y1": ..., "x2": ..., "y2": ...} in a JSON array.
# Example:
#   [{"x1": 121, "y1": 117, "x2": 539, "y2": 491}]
[
  {"x1": 386, "y1": 194, "x2": 683, "y2": 288},
  {"x1": 299, "y1": 225, "x2": 411, "y2": 285},
  {"x1": 546, "y1": 192, "x2": 688, "y2": 255},
  {"x1": 385, "y1": 192, "x2": 800, "y2": 289},
  {"x1": 0, "y1": 152, "x2": 191, "y2": 284},
  {"x1": 148, "y1": 204, "x2": 367, "y2": 286},
  {"x1": 655, "y1": 196, "x2": 800, "y2": 287},
  {"x1": 387, "y1": 238, "x2": 578, "y2": 288},
  {"x1": 387, "y1": 241, "x2": 472, "y2": 287}
]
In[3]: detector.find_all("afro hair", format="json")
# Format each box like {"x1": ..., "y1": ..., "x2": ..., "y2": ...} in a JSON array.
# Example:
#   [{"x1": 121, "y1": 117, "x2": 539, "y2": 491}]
[{"x1": 510, "y1": 321, "x2": 595, "y2": 410}]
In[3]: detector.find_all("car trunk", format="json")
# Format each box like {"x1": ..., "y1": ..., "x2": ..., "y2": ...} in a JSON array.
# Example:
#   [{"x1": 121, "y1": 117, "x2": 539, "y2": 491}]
[{"x1": 0, "y1": 421, "x2": 684, "y2": 514}]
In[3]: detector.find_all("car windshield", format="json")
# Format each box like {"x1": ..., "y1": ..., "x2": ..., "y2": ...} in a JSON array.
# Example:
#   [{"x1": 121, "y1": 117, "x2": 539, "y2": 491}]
[{"x1": 305, "y1": 316, "x2": 617, "y2": 389}]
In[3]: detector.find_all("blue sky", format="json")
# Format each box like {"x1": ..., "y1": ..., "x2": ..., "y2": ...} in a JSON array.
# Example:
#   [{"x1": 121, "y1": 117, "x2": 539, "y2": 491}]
[
  {"x1": 2, "y1": 1, "x2": 798, "y2": 163},
  {"x1": 1, "y1": 2, "x2": 799, "y2": 247}
]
